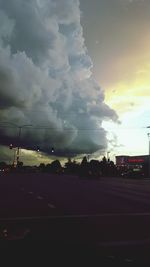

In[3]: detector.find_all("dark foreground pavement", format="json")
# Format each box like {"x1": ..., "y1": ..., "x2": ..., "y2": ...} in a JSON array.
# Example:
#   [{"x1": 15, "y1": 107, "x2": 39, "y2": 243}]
[{"x1": 1, "y1": 173, "x2": 150, "y2": 265}]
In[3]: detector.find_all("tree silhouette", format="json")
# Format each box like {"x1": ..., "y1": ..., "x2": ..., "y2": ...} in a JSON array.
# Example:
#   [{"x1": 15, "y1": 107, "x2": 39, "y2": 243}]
[
  {"x1": 50, "y1": 160, "x2": 62, "y2": 173},
  {"x1": 79, "y1": 156, "x2": 89, "y2": 178},
  {"x1": 65, "y1": 159, "x2": 79, "y2": 174},
  {"x1": 81, "y1": 156, "x2": 88, "y2": 166},
  {"x1": 39, "y1": 163, "x2": 46, "y2": 172}
]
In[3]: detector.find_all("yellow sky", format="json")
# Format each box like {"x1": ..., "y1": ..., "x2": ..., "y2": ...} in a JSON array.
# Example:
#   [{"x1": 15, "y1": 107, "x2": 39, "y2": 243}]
[
  {"x1": 103, "y1": 35, "x2": 150, "y2": 113},
  {"x1": 80, "y1": 0, "x2": 150, "y2": 157},
  {"x1": 102, "y1": 60, "x2": 150, "y2": 156},
  {"x1": 100, "y1": 41, "x2": 150, "y2": 157}
]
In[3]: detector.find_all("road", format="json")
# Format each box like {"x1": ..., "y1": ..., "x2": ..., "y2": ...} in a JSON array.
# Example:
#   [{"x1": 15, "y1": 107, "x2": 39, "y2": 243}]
[
  {"x1": 1, "y1": 173, "x2": 150, "y2": 264},
  {"x1": 1, "y1": 173, "x2": 150, "y2": 217}
]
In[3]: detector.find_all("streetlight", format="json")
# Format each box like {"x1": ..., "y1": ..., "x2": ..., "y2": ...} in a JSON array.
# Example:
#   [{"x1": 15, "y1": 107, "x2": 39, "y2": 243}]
[
  {"x1": 147, "y1": 132, "x2": 150, "y2": 177},
  {"x1": 0, "y1": 122, "x2": 32, "y2": 166},
  {"x1": 107, "y1": 151, "x2": 110, "y2": 162},
  {"x1": 148, "y1": 133, "x2": 150, "y2": 154}
]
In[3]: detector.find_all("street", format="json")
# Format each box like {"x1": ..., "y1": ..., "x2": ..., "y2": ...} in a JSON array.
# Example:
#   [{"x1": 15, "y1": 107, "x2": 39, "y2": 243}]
[
  {"x1": 1, "y1": 173, "x2": 150, "y2": 264},
  {"x1": 1, "y1": 173, "x2": 150, "y2": 217}
]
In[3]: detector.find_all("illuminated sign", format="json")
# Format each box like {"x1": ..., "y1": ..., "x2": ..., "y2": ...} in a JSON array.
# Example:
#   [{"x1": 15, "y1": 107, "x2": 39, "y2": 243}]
[
  {"x1": 128, "y1": 158, "x2": 144, "y2": 163},
  {"x1": 116, "y1": 155, "x2": 148, "y2": 166}
]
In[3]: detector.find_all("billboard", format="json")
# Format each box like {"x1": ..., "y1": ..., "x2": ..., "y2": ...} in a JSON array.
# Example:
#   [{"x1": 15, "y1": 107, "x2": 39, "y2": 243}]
[{"x1": 116, "y1": 155, "x2": 149, "y2": 166}]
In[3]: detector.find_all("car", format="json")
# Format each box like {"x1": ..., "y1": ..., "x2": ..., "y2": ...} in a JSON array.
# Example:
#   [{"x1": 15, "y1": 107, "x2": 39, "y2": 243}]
[{"x1": 121, "y1": 170, "x2": 145, "y2": 179}]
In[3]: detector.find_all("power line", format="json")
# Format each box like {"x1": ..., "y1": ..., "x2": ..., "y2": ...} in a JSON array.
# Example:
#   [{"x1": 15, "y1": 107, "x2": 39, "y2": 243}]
[{"x1": 0, "y1": 124, "x2": 149, "y2": 131}]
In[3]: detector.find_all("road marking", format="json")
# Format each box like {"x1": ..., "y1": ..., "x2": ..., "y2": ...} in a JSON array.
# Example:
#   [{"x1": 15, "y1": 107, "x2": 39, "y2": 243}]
[
  {"x1": 124, "y1": 259, "x2": 133, "y2": 263},
  {"x1": 48, "y1": 203, "x2": 56, "y2": 209},
  {"x1": 100, "y1": 188, "x2": 150, "y2": 206},
  {"x1": 107, "y1": 256, "x2": 115, "y2": 259},
  {"x1": 99, "y1": 238, "x2": 150, "y2": 247},
  {"x1": 37, "y1": 196, "x2": 43, "y2": 200},
  {"x1": 2, "y1": 212, "x2": 150, "y2": 222}
]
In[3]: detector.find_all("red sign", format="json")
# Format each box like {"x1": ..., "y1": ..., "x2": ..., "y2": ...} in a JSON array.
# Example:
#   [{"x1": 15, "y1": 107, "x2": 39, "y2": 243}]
[{"x1": 128, "y1": 158, "x2": 144, "y2": 163}]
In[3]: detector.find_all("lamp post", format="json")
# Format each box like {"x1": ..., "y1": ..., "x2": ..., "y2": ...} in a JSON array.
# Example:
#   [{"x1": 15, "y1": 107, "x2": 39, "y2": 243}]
[
  {"x1": 0, "y1": 122, "x2": 32, "y2": 166},
  {"x1": 148, "y1": 133, "x2": 150, "y2": 154},
  {"x1": 107, "y1": 151, "x2": 110, "y2": 162},
  {"x1": 148, "y1": 132, "x2": 150, "y2": 177}
]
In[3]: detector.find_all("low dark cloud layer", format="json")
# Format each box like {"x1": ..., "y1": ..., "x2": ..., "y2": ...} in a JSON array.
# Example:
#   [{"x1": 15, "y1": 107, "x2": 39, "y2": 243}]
[{"x1": 0, "y1": 0, "x2": 118, "y2": 155}]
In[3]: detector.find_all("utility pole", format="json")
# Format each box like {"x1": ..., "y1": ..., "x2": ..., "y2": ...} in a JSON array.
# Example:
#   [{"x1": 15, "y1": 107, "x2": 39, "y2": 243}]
[
  {"x1": 107, "y1": 151, "x2": 110, "y2": 162},
  {"x1": 16, "y1": 126, "x2": 22, "y2": 166},
  {"x1": 0, "y1": 122, "x2": 32, "y2": 167},
  {"x1": 148, "y1": 132, "x2": 150, "y2": 177},
  {"x1": 16, "y1": 125, "x2": 32, "y2": 166}
]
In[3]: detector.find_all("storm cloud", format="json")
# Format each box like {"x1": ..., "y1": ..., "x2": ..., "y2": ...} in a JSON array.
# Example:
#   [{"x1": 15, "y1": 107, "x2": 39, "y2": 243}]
[{"x1": 0, "y1": 0, "x2": 118, "y2": 155}]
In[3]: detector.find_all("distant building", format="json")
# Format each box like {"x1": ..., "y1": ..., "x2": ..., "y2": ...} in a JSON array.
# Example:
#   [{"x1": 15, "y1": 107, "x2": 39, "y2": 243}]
[
  {"x1": 116, "y1": 155, "x2": 149, "y2": 174},
  {"x1": 116, "y1": 155, "x2": 129, "y2": 167}
]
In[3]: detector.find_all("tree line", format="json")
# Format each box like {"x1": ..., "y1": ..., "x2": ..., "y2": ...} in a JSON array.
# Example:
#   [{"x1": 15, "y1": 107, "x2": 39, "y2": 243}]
[
  {"x1": 38, "y1": 156, "x2": 118, "y2": 178},
  {"x1": 0, "y1": 156, "x2": 118, "y2": 178}
]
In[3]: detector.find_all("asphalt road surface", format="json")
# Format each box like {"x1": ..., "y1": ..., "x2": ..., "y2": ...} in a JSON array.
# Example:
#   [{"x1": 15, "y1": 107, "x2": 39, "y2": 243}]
[
  {"x1": 1, "y1": 173, "x2": 150, "y2": 264},
  {"x1": 1, "y1": 173, "x2": 150, "y2": 217}
]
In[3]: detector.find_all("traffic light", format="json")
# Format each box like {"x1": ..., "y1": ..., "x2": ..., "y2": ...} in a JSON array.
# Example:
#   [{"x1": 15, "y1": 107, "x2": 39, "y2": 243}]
[
  {"x1": 51, "y1": 147, "x2": 54, "y2": 153},
  {"x1": 37, "y1": 146, "x2": 40, "y2": 152},
  {"x1": 9, "y1": 144, "x2": 13, "y2": 149}
]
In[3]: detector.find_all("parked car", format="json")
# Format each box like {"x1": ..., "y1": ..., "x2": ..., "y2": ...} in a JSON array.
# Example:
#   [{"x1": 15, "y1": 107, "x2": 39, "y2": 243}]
[{"x1": 121, "y1": 169, "x2": 144, "y2": 179}]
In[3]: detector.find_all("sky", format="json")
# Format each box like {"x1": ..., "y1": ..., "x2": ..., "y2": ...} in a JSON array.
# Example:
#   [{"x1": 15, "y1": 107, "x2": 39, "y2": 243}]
[
  {"x1": 80, "y1": 0, "x2": 150, "y2": 157},
  {"x1": 0, "y1": 0, "x2": 149, "y2": 165}
]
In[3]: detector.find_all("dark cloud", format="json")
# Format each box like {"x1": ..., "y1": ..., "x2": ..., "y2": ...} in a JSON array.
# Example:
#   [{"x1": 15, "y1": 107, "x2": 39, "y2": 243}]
[{"x1": 0, "y1": 0, "x2": 118, "y2": 156}]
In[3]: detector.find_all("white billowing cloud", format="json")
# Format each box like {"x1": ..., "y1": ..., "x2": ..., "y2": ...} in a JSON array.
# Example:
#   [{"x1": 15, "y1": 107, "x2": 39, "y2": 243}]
[{"x1": 0, "y1": 0, "x2": 118, "y2": 156}]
